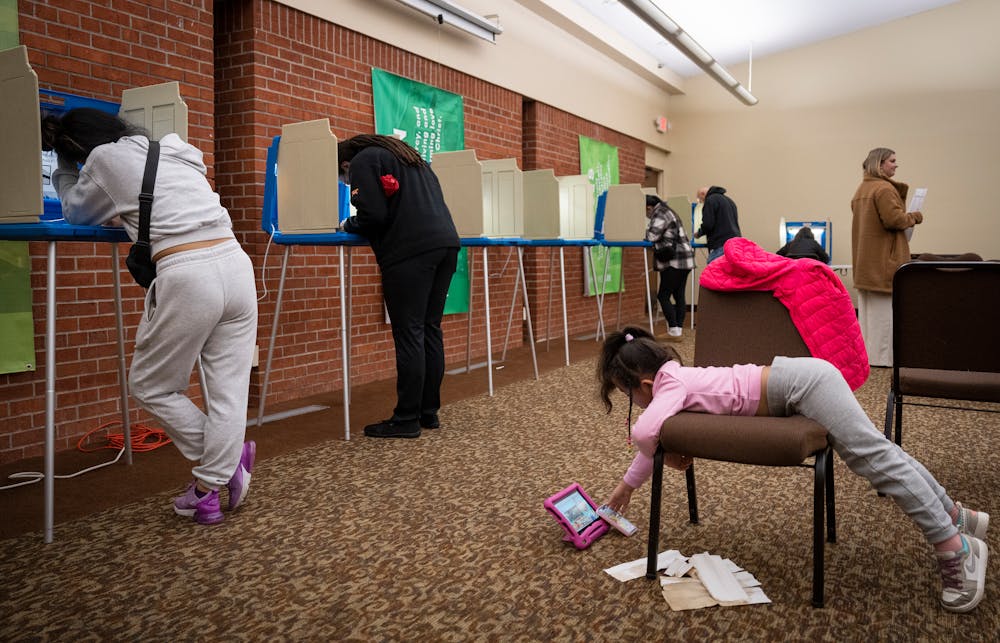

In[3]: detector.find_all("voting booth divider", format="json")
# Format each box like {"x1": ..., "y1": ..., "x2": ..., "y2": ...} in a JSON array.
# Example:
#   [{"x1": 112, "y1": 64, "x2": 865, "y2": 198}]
[
  {"x1": 592, "y1": 183, "x2": 657, "y2": 339},
  {"x1": 0, "y1": 45, "x2": 190, "y2": 542}
]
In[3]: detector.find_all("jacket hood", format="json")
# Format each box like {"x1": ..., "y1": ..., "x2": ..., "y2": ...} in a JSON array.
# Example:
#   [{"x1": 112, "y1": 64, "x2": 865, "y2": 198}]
[
  {"x1": 124, "y1": 133, "x2": 207, "y2": 174},
  {"x1": 707, "y1": 186, "x2": 727, "y2": 196}
]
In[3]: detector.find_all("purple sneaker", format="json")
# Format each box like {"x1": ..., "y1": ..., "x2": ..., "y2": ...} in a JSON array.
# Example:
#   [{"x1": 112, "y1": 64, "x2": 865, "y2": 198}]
[
  {"x1": 173, "y1": 481, "x2": 224, "y2": 525},
  {"x1": 226, "y1": 440, "x2": 256, "y2": 511}
]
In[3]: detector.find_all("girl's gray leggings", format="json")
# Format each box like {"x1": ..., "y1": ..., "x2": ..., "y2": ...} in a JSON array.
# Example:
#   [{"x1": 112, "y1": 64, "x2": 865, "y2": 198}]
[{"x1": 767, "y1": 356, "x2": 957, "y2": 544}]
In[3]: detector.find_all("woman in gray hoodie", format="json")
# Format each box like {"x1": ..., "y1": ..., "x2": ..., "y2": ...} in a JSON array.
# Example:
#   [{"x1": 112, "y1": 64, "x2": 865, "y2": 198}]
[{"x1": 44, "y1": 108, "x2": 257, "y2": 525}]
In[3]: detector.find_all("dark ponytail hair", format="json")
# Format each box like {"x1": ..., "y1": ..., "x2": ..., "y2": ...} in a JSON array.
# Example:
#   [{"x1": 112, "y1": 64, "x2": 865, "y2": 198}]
[
  {"x1": 41, "y1": 108, "x2": 146, "y2": 165},
  {"x1": 337, "y1": 134, "x2": 426, "y2": 168},
  {"x1": 597, "y1": 326, "x2": 681, "y2": 413}
]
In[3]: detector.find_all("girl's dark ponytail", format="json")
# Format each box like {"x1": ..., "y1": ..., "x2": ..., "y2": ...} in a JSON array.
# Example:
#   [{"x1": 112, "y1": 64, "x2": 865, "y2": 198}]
[{"x1": 597, "y1": 326, "x2": 681, "y2": 413}]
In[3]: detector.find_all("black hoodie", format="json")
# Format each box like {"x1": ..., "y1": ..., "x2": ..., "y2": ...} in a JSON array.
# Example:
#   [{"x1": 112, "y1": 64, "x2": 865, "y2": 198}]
[{"x1": 695, "y1": 186, "x2": 741, "y2": 250}]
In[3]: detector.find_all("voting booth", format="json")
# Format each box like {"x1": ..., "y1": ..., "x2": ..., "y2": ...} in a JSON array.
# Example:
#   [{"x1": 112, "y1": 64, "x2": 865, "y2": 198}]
[
  {"x1": 595, "y1": 183, "x2": 647, "y2": 242},
  {"x1": 273, "y1": 119, "x2": 341, "y2": 234},
  {"x1": 779, "y1": 217, "x2": 832, "y2": 259},
  {"x1": 521, "y1": 169, "x2": 594, "y2": 240},
  {"x1": 1, "y1": 44, "x2": 189, "y2": 224},
  {"x1": 433, "y1": 149, "x2": 524, "y2": 238}
]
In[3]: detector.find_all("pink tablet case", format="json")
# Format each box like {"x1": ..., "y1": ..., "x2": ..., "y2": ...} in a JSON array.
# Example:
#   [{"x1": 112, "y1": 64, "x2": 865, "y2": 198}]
[{"x1": 543, "y1": 483, "x2": 609, "y2": 549}]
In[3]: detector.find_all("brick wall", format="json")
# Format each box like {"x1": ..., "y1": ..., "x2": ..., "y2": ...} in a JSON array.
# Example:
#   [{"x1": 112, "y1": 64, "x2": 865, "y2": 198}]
[
  {"x1": 216, "y1": 0, "x2": 526, "y2": 407},
  {"x1": 0, "y1": 0, "x2": 216, "y2": 464},
  {"x1": 0, "y1": 0, "x2": 651, "y2": 464},
  {"x1": 521, "y1": 101, "x2": 649, "y2": 343}
]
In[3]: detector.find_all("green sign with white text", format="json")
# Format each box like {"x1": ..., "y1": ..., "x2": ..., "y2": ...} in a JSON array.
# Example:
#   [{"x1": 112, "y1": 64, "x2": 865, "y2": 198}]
[
  {"x1": 371, "y1": 68, "x2": 468, "y2": 314},
  {"x1": 579, "y1": 136, "x2": 622, "y2": 295}
]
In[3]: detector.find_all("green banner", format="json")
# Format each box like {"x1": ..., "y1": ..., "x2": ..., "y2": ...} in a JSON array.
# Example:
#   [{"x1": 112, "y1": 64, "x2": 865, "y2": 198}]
[
  {"x1": 0, "y1": 241, "x2": 36, "y2": 374},
  {"x1": 371, "y1": 68, "x2": 468, "y2": 314},
  {"x1": 372, "y1": 68, "x2": 464, "y2": 163},
  {"x1": 0, "y1": 5, "x2": 33, "y2": 374},
  {"x1": 579, "y1": 136, "x2": 622, "y2": 295}
]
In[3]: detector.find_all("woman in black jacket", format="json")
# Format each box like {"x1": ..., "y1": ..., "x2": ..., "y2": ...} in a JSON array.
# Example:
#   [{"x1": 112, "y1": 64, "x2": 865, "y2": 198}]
[
  {"x1": 340, "y1": 135, "x2": 461, "y2": 438},
  {"x1": 777, "y1": 226, "x2": 830, "y2": 263}
]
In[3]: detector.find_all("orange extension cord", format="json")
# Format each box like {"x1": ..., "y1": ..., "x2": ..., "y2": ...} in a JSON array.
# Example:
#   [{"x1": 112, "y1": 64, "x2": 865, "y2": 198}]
[
  {"x1": 77, "y1": 420, "x2": 172, "y2": 453},
  {"x1": 1, "y1": 421, "x2": 171, "y2": 491}
]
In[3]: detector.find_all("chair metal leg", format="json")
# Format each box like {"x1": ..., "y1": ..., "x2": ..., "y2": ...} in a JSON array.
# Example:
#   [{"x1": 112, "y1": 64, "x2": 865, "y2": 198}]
[
  {"x1": 883, "y1": 390, "x2": 895, "y2": 441},
  {"x1": 825, "y1": 448, "x2": 836, "y2": 544},
  {"x1": 646, "y1": 447, "x2": 665, "y2": 579},
  {"x1": 812, "y1": 448, "x2": 827, "y2": 608},
  {"x1": 685, "y1": 464, "x2": 699, "y2": 524},
  {"x1": 894, "y1": 394, "x2": 903, "y2": 446}
]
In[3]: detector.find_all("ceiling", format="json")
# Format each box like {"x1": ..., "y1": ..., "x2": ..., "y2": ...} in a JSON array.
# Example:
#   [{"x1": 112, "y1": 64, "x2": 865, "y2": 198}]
[{"x1": 570, "y1": 0, "x2": 959, "y2": 78}]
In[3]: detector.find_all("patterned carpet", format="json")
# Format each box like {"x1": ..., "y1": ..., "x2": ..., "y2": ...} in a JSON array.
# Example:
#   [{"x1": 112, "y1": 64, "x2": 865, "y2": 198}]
[{"x1": 1, "y1": 330, "x2": 998, "y2": 641}]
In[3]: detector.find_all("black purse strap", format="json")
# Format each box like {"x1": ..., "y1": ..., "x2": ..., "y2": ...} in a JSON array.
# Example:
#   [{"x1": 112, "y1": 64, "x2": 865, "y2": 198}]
[{"x1": 137, "y1": 140, "x2": 160, "y2": 246}]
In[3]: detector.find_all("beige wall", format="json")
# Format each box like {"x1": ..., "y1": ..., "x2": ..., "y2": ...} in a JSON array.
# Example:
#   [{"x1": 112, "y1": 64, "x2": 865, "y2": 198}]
[
  {"x1": 666, "y1": 0, "x2": 1000, "y2": 283},
  {"x1": 281, "y1": 0, "x2": 680, "y2": 149},
  {"x1": 281, "y1": 0, "x2": 999, "y2": 280}
]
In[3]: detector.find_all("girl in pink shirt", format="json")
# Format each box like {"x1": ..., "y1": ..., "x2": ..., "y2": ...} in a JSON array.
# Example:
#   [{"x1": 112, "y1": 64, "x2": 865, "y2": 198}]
[{"x1": 597, "y1": 326, "x2": 989, "y2": 613}]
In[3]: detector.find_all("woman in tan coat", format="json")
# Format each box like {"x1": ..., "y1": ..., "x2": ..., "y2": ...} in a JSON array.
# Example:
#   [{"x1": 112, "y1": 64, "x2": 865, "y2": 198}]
[{"x1": 851, "y1": 147, "x2": 923, "y2": 367}]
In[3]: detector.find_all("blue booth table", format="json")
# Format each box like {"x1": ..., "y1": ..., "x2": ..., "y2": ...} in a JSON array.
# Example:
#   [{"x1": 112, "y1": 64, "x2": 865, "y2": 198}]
[{"x1": 0, "y1": 221, "x2": 132, "y2": 543}]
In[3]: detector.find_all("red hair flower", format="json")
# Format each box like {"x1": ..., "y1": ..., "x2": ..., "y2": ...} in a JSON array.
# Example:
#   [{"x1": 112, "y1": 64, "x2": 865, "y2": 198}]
[{"x1": 380, "y1": 174, "x2": 400, "y2": 197}]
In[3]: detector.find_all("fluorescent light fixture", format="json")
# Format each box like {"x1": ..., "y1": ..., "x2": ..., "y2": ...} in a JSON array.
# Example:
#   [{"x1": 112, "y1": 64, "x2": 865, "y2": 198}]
[
  {"x1": 618, "y1": 0, "x2": 758, "y2": 106},
  {"x1": 674, "y1": 31, "x2": 712, "y2": 65},
  {"x1": 394, "y1": 0, "x2": 503, "y2": 43}
]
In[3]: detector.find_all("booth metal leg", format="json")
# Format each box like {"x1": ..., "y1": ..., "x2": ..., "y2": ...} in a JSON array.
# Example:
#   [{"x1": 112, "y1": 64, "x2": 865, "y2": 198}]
[
  {"x1": 345, "y1": 247, "x2": 353, "y2": 405},
  {"x1": 545, "y1": 249, "x2": 554, "y2": 353},
  {"x1": 44, "y1": 242, "x2": 56, "y2": 543},
  {"x1": 501, "y1": 247, "x2": 518, "y2": 362},
  {"x1": 110, "y1": 243, "x2": 132, "y2": 466},
  {"x1": 615, "y1": 248, "x2": 625, "y2": 330},
  {"x1": 339, "y1": 246, "x2": 351, "y2": 440},
  {"x1": 516, "y1": 247, "x2": 539, "y2": 380},
  {"x1": 590, "y1": 248, "x2": 606, "y2": 341},
  {"x1": 256, "y1": 245, "x2": 291, "y2": 428},
  {"x1": 559, "y1": 247, "x2": 570, "y2": 366},
  {"x1": 465, "y1": 248, "x2": 474, "y2": 374},
  {"x1": 482, "y1": 248, "x2": 494, "y2": 396},
  {"x1": 643, "y1": 249, "x2": 654, "y2": 334}
]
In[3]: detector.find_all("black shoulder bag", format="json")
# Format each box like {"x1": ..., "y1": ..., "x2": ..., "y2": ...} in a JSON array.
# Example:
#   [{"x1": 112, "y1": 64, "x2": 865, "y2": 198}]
[{"x1": 126, "y1": 140, "x2": 160, "y2": 288}]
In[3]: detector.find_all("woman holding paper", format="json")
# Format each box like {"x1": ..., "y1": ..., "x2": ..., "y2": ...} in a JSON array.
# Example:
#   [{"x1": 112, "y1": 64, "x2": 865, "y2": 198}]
[{"x1": 850, "y1": 147, "x2": 923, "y2": 367}]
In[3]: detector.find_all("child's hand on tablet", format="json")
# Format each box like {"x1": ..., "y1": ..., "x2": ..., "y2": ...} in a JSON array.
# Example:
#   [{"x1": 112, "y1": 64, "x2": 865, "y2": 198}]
[{"x1": 606, "y1": 480, "x2": 634, "y2": 513}]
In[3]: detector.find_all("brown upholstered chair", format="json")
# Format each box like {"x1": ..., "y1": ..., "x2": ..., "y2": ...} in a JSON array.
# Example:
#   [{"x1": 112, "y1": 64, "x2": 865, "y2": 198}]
[
  {"x1": 884, "y1": 260, "x2": 1000, "y2": 446},
  {"x1": 645, "y1": 288, "x2": 836, "y2": 608}
]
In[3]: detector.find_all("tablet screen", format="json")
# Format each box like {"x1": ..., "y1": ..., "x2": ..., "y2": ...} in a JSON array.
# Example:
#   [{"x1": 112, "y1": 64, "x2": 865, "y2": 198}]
[{"x1": 553, "y1": 490, "x2": 601, "y2": 534}]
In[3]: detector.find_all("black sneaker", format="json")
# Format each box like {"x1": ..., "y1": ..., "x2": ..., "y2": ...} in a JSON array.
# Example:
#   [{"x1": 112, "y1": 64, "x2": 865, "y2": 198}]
[
  {"x1": 364, "y1": 419, "x2": 421, "y2": 439},
  {"x1": 419, "y1": 413, "x2": 440, "y2": 429}
]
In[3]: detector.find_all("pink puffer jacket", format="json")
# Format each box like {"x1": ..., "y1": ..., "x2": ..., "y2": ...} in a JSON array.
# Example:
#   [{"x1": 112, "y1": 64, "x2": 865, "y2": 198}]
[{"x1": 700, "y1": 238, "x2": 869, "y2": 390}]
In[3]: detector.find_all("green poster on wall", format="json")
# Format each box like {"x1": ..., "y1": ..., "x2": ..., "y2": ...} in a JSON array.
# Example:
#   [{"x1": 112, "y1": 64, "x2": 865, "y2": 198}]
[
  {"x1": 372, "y1": 68, "x2": 464, "y2": 163},
  {"x1": 371, "y1": 68, "x2": 469, "y2": 314},
  {"x1": 0, "y1": 2, "x2": 34, "y2": 374},
  {"x1": 0, "y1": 241, "x2": 36, "y2": 374},
  {"x1": 579, "y1": 136, "x2": 623, "y2": 295}
]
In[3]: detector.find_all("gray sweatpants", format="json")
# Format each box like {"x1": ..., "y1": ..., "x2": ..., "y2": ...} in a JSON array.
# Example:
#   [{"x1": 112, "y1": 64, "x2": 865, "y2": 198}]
[
  {"x1": 129, "y1": 240, "x2": 258, "y2": 490},
  {"x1": 767, "y1": 356, "x2": 957, "y2": 544}
]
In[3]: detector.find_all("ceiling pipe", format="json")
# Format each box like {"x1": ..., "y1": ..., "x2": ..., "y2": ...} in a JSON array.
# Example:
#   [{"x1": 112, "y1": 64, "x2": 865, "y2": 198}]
[{"x1": 618, "y1": 0, "x2": 758, "y2": 106}]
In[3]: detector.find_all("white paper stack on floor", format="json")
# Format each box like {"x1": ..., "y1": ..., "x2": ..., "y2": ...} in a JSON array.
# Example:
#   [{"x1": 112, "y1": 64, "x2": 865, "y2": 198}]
[{"x1": 603, "y1": 550, "x2": 770, "y2": 611}]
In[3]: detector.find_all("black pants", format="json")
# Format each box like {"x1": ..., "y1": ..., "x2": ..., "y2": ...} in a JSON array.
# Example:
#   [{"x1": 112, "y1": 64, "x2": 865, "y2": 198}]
[
  {"x1": 656, "y1": 267, "x2": 691, "y2": 328},
  {"x1": 380, "y1": 247, "x2": 459, "y2": 421}
]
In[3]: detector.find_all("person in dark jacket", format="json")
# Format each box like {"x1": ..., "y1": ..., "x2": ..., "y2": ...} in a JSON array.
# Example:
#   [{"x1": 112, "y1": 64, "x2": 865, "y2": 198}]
[
  {"x1": 695, "y1": 185, "x2": 741, "y2": 263},
  {"x1": 777, "y1": 226, "x2": 830, "y2": 263},
  {"x1": 340, "y1": 134, "x2": 461, "y2": 439}
]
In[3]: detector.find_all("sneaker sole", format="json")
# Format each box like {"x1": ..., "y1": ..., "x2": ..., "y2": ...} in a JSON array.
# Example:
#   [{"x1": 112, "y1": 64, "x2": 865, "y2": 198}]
[
  {"x1": 228, "y1": 441, "x2": 257, "y2": 511},
  {"x1": 972, "y1": 512, "x2": 989, "y2": 540},
  {"x1": 229, "y1": 470, "x2": 252, "y2": 511},
  {"x1": 363, "y1": 429, "x2": 421, "y2": 438}
]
